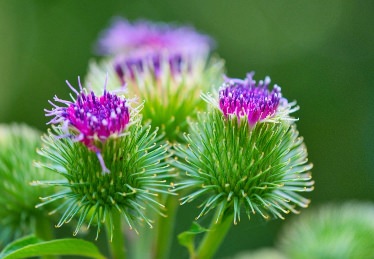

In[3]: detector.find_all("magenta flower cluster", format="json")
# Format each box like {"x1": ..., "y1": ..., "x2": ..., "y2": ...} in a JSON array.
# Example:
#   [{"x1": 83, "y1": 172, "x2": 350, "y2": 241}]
[
  {"x1": 96, "y1": 17, "x2": 212, "y2": 57},
  {"x1": 97, "y1": 18, "x2": 212, "y2": 84},
  {"x1": 45, "y1": 79, "x2": 130, "y2": 172},
  {"x1": 113, "y1": 53, "x2": 187, "y2": 84},
  {"x1": 219, "y1": 73, "x2": 282, "y2": 125}
]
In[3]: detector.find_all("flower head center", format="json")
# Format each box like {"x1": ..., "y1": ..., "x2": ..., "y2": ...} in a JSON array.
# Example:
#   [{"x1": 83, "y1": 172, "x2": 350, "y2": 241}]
[
  {"x1": 65, "y1": 90, "x2": 129, "y2": 150},
  {"x1": 219, "y1": 73, "x2": 281, "y2": 125},
  {"x1": 45, "y1": 78, "x2": 131, "y2": 173}
]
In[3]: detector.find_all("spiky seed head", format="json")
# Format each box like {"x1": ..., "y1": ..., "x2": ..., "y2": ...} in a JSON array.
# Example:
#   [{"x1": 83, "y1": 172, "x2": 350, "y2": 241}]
[
  {"x1": 174, "y1": 73, "x2": 314, "y2": 224},
  {"x1": 278, "y1": 202, "x2": 374, "y2": 258},
  {"x1": 0, "y1": 124, "x2": 61, "y2": 246}
]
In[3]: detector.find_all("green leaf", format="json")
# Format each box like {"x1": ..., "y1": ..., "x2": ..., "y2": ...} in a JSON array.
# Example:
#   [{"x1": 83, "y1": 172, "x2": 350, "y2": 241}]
[
  {"x1": 0, "y1": 235, "x2": 106, "y2": 259},
  {"x1": 0, "y1": 236, "x2": 42, "y2": 258},
  {"x1": 178, "y1": 222, "x2": 208, "y2": 257}
]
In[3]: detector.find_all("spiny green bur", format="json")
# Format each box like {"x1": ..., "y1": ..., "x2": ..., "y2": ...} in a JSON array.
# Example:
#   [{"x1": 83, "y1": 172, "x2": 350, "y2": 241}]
[
  {"x1": 37, "y1": 121, "x2": 172, "y2": 239},
  {"x1": 174, "y1": 109, "x2": 314, "y2": 224}
]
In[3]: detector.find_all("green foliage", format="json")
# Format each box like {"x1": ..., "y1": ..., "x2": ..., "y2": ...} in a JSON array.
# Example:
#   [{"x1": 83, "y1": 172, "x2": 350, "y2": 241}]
[
  {"x1": 278, "y1": 202, "x2": 374, "y2": 259},
  {"x1": 0, "y1": 235, "x2": 105, "y2": 259},
  {"x1": 174, "y1": 109, "x2": 314, "y2": 224},
  {"x1": 177, "y1": 222, "x2": 207, "y2": 256}
]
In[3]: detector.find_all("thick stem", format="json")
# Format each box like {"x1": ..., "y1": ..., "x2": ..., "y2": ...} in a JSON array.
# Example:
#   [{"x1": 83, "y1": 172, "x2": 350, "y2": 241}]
[
  {"x1": 153, "y1": 195, "x2": 179, "y2": 259},
  {"x1": 131, "y1": 228, "x2": 152, "y2": 259},
  {"x1": 195, "y1": 209, "x2": 234, "y2": 259},
  {"x1": 106, "y1": 210, "x2": 126, "y2": 259}
]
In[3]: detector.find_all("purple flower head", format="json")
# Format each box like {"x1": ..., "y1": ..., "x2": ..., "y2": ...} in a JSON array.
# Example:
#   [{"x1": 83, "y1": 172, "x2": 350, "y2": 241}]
[
  {"x1": 113, "y1": 50, "x2": 193, "y2": 84},
  {"x1": 96, "y1": 17, "x2": 213, "y2": 58},
  {"x1": 97, "y1": 18, "x2": 212, "y2": 83},
  {"x1": 45, "y1": 77, "x2": 130, "y2": 173},
  {"x1": 219, "y1": 73, "x2": 282, "y2": 125}
]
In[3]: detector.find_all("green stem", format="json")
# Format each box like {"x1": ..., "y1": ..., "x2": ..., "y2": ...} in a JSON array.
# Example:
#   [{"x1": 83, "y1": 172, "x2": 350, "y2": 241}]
[
  {"x1": 195, "y1": 209, "x2": 234, "y2": 259},
  {"x1": 106, "y1": 210, "x2": 126, "y2": 259},
  {"x1": 131, "y1": 227, "x2": 152, "y2": 259},
  {"x1": 153, "y1": 195, "x2": 179, "y2": 259}
]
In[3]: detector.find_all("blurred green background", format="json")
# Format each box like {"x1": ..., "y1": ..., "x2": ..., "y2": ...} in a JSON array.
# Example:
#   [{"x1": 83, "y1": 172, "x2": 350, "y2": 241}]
[{"x1": 0, "y1": 0, "x2": 373, "y2": 258}]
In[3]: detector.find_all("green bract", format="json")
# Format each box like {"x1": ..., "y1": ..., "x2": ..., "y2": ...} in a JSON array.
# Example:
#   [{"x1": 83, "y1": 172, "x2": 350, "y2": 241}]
[
  {"x1": 0, "y1": 124, "x2": 59, "y2": 246},
  {"x1": 278, "y1": 202, "x2": 374, "y2": 258},
  {"x1": 174, "y1": 108, "x2": 314, "y2": 223},
  {"x1": 36, "y1": 112, "x2": 173, "y2": 239}
]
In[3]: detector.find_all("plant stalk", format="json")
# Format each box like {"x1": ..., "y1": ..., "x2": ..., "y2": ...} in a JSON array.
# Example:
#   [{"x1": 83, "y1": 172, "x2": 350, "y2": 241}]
[
  {"x1": 106, "y1": 210, "x2": 126, "y2": 259},
  {"x1": 153, "y1": 194, "x2": 179, "y2": 259},
  {"x1": 195, "y1": 209, "x2": 234, "y2": 259}
]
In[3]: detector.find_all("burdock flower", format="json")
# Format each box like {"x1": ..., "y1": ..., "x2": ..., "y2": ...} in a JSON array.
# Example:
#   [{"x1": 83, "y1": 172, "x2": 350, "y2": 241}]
[
  {"x1": 45, "y1": 77, "x2": 130, "y2": 173},
  {"x1": 0, "y1": 124, "x2": 60, "y2": 246},
  {"x1": 86, "y1": 18, "x2": 224, "y2": 143},
  {"x1": 174, "y1": 73, "x2": 314, "y2": 224},
  {"x1": 219, "y1": 73, "x2": 282, "y2": 125},
  {"x1": 37, "y1": 77, "x2": 172, "y2": 238}
]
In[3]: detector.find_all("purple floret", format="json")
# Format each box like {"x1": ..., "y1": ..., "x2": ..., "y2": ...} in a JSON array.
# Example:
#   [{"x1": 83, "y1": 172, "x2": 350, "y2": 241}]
[
  {"x1": 45, "y1": 78, "x2": 130, "y2": 173},
  {"x1": 219, "y1": 73, "x2": 282, "y2": 125},
  {"x1": 113, "y1": 51, "x2": 192, "y2": 84}
]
